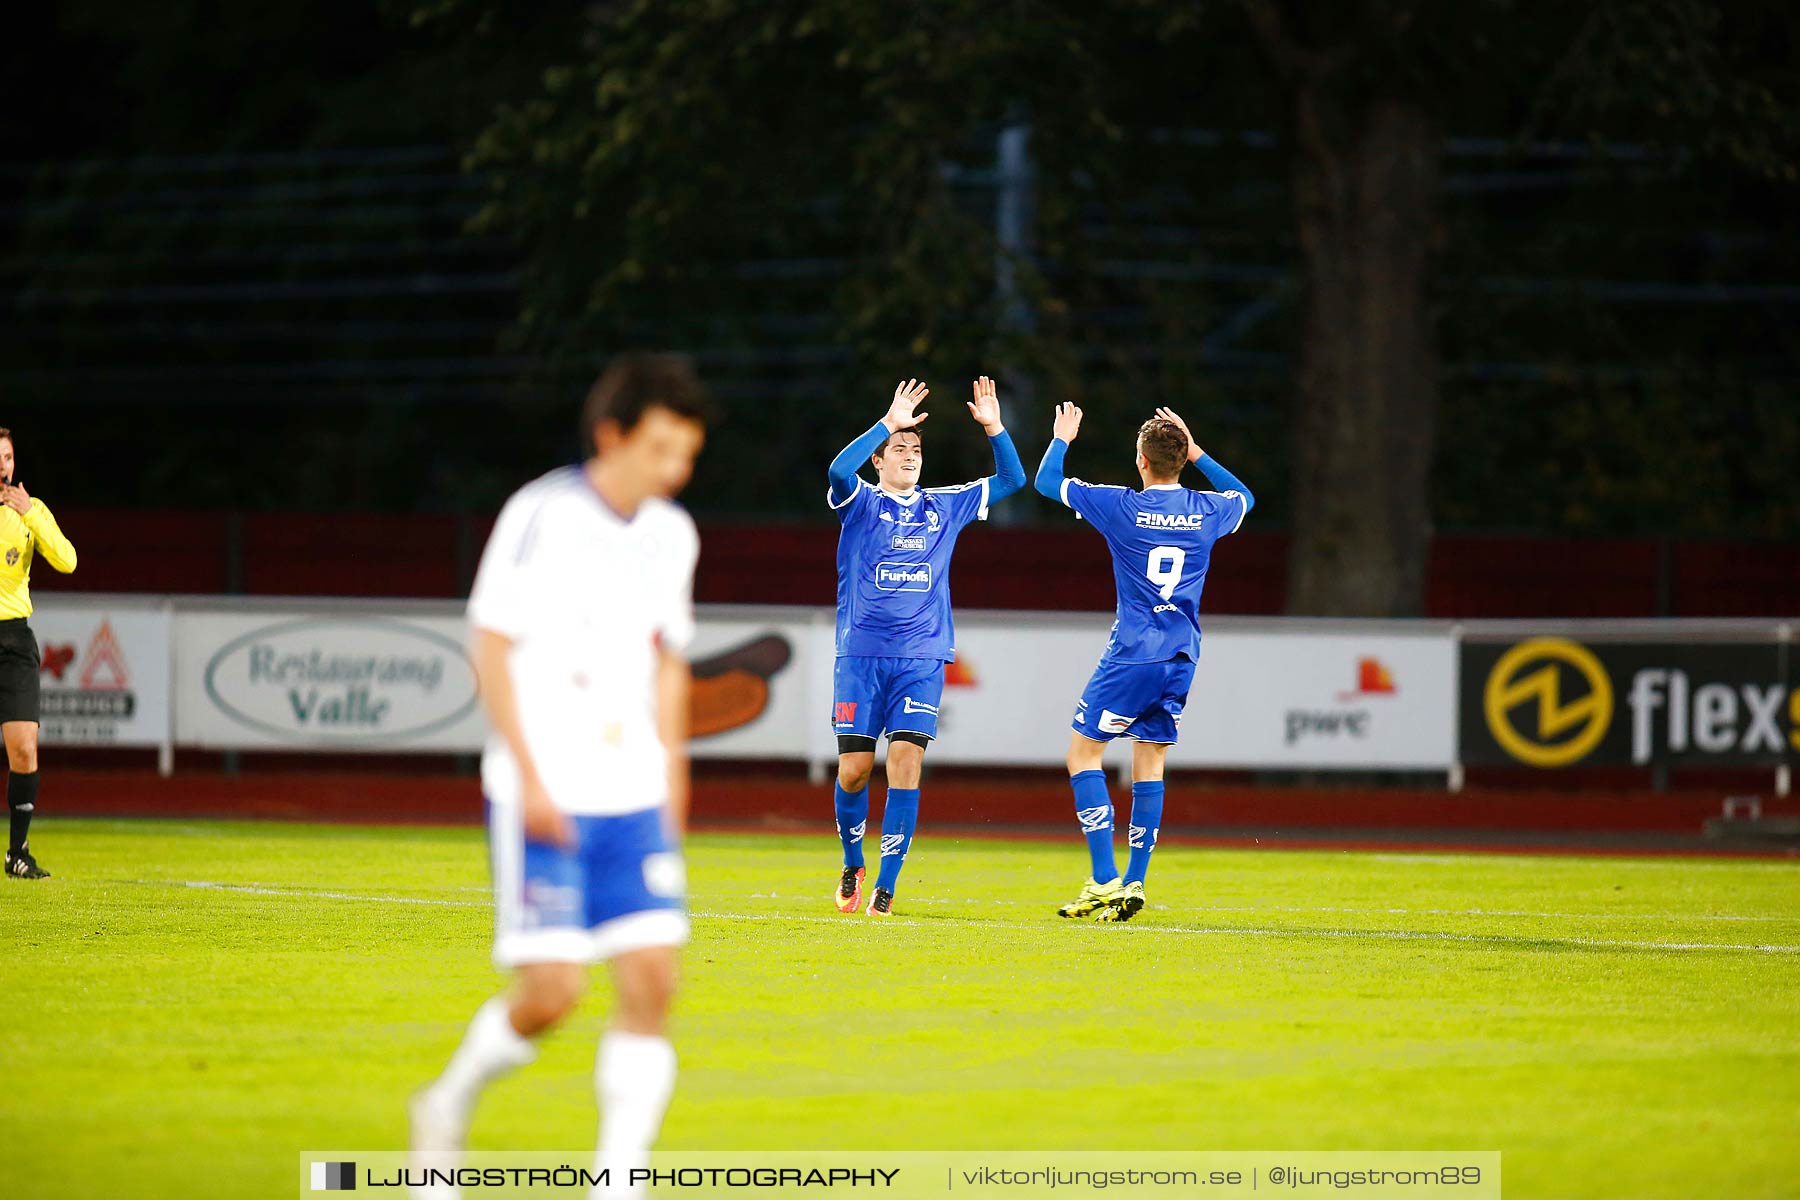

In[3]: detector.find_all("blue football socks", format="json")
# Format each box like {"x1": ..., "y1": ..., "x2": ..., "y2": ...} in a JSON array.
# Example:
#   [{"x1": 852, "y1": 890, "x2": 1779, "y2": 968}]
[
  {"x1": 834, "y1": 781, "x2": 868, "y2": 870},
  {"x1": 873, "y1": 787, "x2": 920, "y2": 893},
  {"x1": 1070, "y1": 770, "x2": 1118, "y2": 882},
  {"x1": 1124, "y1": 780, "x2": 1164, "y2": 885}
]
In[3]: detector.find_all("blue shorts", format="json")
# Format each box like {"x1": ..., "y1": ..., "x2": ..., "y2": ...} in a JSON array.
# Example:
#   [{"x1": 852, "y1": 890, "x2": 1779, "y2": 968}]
[
  {"x1": 832, "y1": 655, "x2": 945, "y2": 745},
  {"x1": 1071, "y1": 656, "x2": 1197, "y2": 744},
  {"x1": 488, "y1": 802, "x2": 688, "y2": 967}
]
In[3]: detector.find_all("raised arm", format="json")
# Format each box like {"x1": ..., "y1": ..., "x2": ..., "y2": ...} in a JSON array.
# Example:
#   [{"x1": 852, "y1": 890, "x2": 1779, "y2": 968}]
[
  {"x1": 1155, "y1": 406, "x2": 1254, "y2": 513},
  {"x1": 1196, "y1": 454, "x2": 1254, "y2": 512},
  {"x1": 829, "y1": 379, "x2": 929, "y2": 504},
  {"x1": 10, "y1": 489, "x2": 77, "y2": 573},
  {"x1": 968, "y1": 376, "x2": 1026, "y2": 501},
  {"x1": 988, "y1": 431, "x2": 1026, "y2": 499},
  {"x1": 1034, "y1": 402, "x2": 1083, "y2": 500}
]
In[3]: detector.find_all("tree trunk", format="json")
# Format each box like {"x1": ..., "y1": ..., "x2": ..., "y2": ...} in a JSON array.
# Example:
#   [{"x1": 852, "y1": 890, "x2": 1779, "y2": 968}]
[{"x1": 1284, "y1": 94, "x2": 1441, "y2": 616}]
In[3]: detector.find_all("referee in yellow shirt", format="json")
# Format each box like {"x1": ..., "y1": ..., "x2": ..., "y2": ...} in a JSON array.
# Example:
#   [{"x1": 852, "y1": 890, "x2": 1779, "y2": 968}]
[{"x1": 0, "y1": 428, "x2": 77, "y2": 879}]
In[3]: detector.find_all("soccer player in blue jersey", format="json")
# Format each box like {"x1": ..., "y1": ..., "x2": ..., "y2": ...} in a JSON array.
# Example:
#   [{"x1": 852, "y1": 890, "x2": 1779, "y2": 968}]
[
  {"x1": 827, "y1": 376, "x2": 1027, "y2": 915},
  {"x1": 1034, "y1": 402, "x2": 1254, "y2": 921}
]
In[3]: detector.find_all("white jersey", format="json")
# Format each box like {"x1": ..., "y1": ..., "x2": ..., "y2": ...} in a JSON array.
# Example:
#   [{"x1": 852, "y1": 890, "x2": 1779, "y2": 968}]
[{"x1": 468, "y1": 466, "x2": 699, "y2": 817}]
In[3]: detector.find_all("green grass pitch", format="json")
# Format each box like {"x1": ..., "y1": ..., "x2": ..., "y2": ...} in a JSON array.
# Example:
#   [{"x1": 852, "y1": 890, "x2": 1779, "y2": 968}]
[{"x1": 3, "y1": 818, "x2": 1797, "y2": 1199}]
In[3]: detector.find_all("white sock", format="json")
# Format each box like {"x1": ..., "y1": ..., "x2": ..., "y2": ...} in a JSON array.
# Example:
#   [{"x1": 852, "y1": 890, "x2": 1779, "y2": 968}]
[
  {"x1": 429, "y1": 995, "x2": 538, "y2": 1116},
  {"x1": 591, "y1": 1031, "x2": 677, "y2": 1198}
]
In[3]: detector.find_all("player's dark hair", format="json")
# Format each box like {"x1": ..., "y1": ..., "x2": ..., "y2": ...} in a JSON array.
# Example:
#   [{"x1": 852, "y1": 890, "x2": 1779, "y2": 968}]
[
  {"x1": 581, "y1": 353, "x2": 716, "y2": 448},
  {"x1": 873, "y1": 427, "x2": 923, "y2": 458},
  {"x1": 1137, "y1": 418, "x2": 1188, "y2": 479}
]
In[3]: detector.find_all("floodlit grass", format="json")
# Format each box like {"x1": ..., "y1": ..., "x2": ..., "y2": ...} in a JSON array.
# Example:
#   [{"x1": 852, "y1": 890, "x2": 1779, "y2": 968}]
[{"x1": 4, "y1": 819, "x2": 1797, "y2": 1199}]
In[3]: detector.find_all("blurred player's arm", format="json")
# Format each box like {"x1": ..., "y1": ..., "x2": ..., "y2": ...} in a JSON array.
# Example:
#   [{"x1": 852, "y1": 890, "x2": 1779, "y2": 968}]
[
  {"x1": 1155, "y1": 406, "x2": 1255, "y2": 519},
  {"x1": 656, "y1": 644, "x2": 692, "y2": 836},
  {"x1": 8, "y1": 489, "x2": 77, "y2": 573},
  {"x1": 471, "y1": 627, "x2": 572, "y2": 848},
  {"x1": 467, "y1": 491, "x2": 571, "y2": 847},
  {"x1": 828, "y1": 379, "x2": 928, "y2": 506},
  {"x1": 1033, "y1": 402, "x2": 1084, "y2": 502},
  {"x1": 967, "y1": 376, "x2": 1026, "y2": 502},
  {"x1": 657, "y1": 520, "x2": 701, "y2": 836}
]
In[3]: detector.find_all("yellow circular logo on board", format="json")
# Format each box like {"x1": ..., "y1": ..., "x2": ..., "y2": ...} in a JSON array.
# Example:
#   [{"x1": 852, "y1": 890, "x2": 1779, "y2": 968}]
[{"x1": 1483, "y1": 638, "x2": 1614, "y2": 767}]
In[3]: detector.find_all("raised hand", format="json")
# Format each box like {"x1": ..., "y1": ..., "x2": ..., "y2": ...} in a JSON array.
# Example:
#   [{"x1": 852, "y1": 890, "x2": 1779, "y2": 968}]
[
  {"x1": 2, "y1": 481, "x2": 29, "y2": 516},
  {"x1": 885, "y1": 379, "x2": 930, "y2": 431},
  {"x1": 1155, "y1": 406, "x2": 1202, "y2": 462},
  {"x1": 966, "y1": 376, "x2": 1004, "y2": 433},
  {"x1": 1052, "y1": 402, "x2": 1083, "y2": 443}
]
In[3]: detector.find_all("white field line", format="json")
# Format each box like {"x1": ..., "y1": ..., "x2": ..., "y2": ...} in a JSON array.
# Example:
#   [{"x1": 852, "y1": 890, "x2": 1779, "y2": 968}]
[
  {"x1": 152, "y1": 880, "x2": 1800, "y2": 923},
  {"x1": 124, "y1": 880, "x2": 1800, "y2": 955},
  {"x1": 695, "y1": 910, "x2": 1800, "y2": 954},
  {"x1": 179, "y1": 880, "x2": 485, "y2": 908},
  {"x1": 775, "y1": 895, "x2": 1800, "y2": 924}
]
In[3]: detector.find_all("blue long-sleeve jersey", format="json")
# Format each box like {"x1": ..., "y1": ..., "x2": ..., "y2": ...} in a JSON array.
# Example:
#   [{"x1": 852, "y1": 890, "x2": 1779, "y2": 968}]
[
  {"x1": 828, "y1": 420, "x2": 1025, "y2": 660},
  {"x1": 1036, "y1": 438, "x2": 1253, "y2": 663}
]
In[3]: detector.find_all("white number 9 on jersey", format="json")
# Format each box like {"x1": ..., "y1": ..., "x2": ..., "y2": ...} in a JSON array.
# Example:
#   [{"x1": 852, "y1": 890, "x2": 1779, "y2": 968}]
[{"x1": 1145, "y1": 545, "x2": 1187, "y2": 600}]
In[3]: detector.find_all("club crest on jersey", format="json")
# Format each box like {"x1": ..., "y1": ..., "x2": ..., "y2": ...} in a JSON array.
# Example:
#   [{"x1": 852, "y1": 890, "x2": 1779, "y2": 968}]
[
  {"x1": 1135, "y1": 512, "x2": 1207, "y2": 529},
  {"x1": 926, "y1": 510, "x2": 939, "y2": 530},
  {"x1": 4, "y1": 548, "x2": 16, "y2": 566},
  {"x1": 875, "y1": 562, "x2": 931, "y2": 592}
]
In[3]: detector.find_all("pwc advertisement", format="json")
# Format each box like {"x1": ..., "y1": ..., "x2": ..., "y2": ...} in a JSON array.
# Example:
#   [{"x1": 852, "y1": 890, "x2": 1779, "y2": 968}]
[{"x1": 925, "y1": 619, "x2": 1457, "y2": 770}]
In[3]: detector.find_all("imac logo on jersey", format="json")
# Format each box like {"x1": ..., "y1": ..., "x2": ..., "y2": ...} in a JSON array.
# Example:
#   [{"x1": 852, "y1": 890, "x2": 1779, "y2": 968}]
[
  {"x1": 875, "y1": 562, "x2": 932, "y2": 592},
  {"x1": 1136, "y1": 512, "x2": 1207, "y2": 529}
]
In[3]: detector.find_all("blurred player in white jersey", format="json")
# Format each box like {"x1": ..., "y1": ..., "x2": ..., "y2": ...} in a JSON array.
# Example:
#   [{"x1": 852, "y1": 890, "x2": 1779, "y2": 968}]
[{"x1": 410, "y1": 355, "x2": 713, "y2": 1200}]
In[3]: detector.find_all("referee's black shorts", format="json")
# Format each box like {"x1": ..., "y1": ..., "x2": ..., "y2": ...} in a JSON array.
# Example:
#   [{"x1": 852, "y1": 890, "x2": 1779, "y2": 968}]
[{"x1": 0, "y1": 618, "x2": 40, "y2": 725}]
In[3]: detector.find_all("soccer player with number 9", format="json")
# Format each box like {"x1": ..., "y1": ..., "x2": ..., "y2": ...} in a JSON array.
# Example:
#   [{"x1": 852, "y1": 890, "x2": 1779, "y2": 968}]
[{"x1": 1033, "y1": 404, "x2": 1254, "y2": 921}]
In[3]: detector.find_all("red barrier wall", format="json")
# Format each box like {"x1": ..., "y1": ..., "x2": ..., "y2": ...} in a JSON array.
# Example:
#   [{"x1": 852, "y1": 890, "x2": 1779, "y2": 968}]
[{"x1": 241, "y1": 513, "x2": 464, "y2": 597}]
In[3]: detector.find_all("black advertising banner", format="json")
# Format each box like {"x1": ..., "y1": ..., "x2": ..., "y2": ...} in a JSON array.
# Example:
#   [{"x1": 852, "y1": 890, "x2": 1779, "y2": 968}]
[{"x1": 1460, "y1": 638, "x2": 1797, "y2": 768}]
